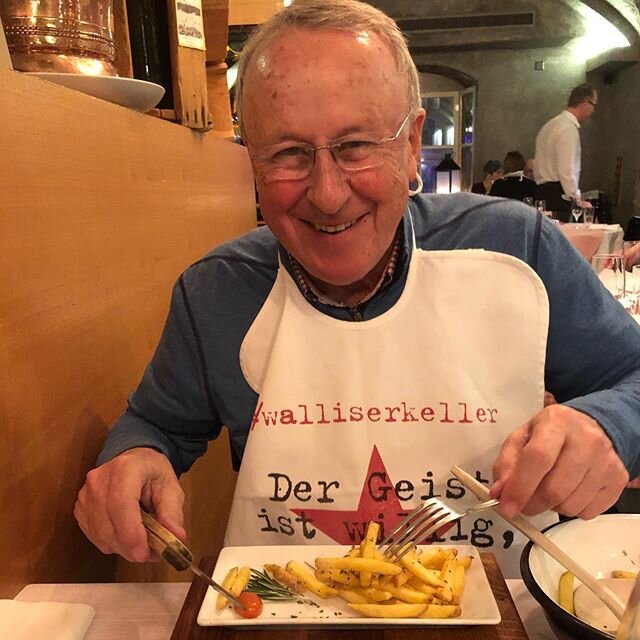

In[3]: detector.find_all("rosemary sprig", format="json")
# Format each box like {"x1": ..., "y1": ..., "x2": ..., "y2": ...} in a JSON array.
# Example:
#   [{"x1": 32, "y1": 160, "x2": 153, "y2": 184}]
[
  {"x1": 246, "y1": 568, "x2": 317, "y2": 606},
  {"x1": 246, "y1": 568, "x2": 299, "y2": 600}
]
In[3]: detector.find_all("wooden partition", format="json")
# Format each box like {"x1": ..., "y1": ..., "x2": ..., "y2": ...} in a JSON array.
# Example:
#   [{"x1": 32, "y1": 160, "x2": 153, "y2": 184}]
[
  {"x1": 0, "y1": 69, "x2": 256, "y2": 596},
  {"x1": 204, "y1": 0, "x2": 234, "y2": 138}
]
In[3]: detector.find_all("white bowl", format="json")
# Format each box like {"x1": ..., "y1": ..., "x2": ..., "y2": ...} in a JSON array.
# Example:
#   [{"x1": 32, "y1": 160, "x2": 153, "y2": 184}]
[
  {"x1": 521, "y1": 514, "x2": 640, "y2": 639},
  {"x1": 25, "y1": 73, "x2": 165, "y2": 111}
]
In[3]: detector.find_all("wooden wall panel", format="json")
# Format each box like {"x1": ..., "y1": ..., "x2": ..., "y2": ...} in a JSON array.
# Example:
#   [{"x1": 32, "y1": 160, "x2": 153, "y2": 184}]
[
  {"x1": 228, "y1": 0, "x2": 281, "y2": 25},
  {"x1": 0, "y1": 69, "x2": 255, "y2": 596}
]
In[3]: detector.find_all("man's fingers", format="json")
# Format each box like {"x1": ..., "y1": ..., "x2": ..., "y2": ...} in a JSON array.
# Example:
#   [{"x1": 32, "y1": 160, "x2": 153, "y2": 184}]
[
  {"x1": 74, "y1": 447, "x2": 185, "y2": 563},
  {"x1": 114, "y1": 448, "x2": 185, "y2": 559},
  {"x1": 492, "y1": 423, "x2": 530, "y2": 487},
  {"x1": 151, "y1": 480, "x2": 187, "y2": 542},
  {"x1": 518, "y1": 418, "x2": 596, "y2": 514},
  {"x1": 74, "y1": 493, "x2": 118, "y2": 556},
  {"x1": 105, "y1": 458, "x2": 157, "y2": 562},
  {"x1": 573, "y1": 456, "x2": 628, "y2": 519},
  {"x1": 497, "y1": 413, "x2": 567, "y2": 517},
  {"x1": 552, "y1": 466, "x2": 604, "y2": 517},
  {"x1": 76, "y1": 466, "x2": 126, "y2": 556},
  {"x1": 493, "y1": 405, "x2": 629, "y2": 520},
  {"x1": 577, "y1": 482, "x2": 625, "y2": 520},
  {"x1": 521, "y1": 458, "x2": 588, "y2": 516}
]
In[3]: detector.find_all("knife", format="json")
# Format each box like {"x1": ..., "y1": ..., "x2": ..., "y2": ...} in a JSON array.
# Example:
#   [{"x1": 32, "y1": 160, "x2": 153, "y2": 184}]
[
  {"x1": 140, "y1": 510, "x2": 245, "y2": 609},
  {"x1": 450, "y1": 465, "x2": 626, "y2": 620}
]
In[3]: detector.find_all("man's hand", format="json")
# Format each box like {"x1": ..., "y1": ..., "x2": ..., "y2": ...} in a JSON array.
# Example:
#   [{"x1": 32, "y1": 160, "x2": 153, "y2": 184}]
[
  {"x1": 74, "y1": 447, "x2": 186, "y2": 562},
  {"x1": 623, "y1": 242, "x2": 640, "y2": 270},
  {"x1": 490, "y1": 404, "x2": 628, "y2": 519},
  {"x1": 578, "y1": 199, "x2": 594, "y2": 209}
]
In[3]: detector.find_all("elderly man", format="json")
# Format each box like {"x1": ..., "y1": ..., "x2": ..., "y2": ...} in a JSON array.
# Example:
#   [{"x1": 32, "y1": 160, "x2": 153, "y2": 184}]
[
  {"x1": 75, "y1": 0, "x2": 640, "y2": 577},
  {"x1": 534, "y1": 83, "x2": 598, "y2": 220}
]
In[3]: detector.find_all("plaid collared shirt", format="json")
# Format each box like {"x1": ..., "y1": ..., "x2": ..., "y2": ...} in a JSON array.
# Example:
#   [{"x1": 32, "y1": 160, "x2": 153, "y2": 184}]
[{"x1": 288, "y1": 230, "x2": 402, "y2": 309}]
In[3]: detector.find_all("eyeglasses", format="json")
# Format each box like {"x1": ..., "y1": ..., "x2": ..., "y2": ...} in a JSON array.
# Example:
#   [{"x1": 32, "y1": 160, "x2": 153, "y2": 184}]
[
  {"x1": 587, "y1": 100, "x2": 597, "y2": 108},
  {"x1": 250, "y1": 111, "x2": 413, "y2": 182}
]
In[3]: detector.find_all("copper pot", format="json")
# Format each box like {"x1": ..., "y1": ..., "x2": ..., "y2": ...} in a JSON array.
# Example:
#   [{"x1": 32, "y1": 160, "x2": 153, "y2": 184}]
[{"x1": 0, "y1": 0, "x2": 116, "y2": 75}]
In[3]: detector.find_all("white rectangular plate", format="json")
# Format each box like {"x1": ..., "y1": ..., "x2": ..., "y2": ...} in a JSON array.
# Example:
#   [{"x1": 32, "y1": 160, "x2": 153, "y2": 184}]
[{"x1": 197, "y1": 544, "x2": 501, "y2": 627}]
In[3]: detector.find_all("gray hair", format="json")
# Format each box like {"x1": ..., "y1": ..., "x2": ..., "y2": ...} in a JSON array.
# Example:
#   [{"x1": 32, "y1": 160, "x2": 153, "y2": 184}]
[
  {"x1": 235, "y1": 0, "x2": 421, "y2": 138},
  {"x1": 567, "y1": 83, "x2": 595, "y2": 107}
]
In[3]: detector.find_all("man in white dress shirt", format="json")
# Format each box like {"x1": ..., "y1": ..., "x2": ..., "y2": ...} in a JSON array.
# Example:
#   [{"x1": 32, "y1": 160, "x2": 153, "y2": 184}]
[{"x1": 534, "y1": 84, "x2": 597, "y2": 221}]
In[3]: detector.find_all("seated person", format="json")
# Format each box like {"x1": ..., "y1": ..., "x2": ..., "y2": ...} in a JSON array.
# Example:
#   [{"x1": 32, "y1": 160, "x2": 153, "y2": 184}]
[
  {"x1": 471, "y1": 160, "x2": 502, "y2": 194},
  {"x1": 74, "y1": 0, "x2": 640, "y2": 579},
  {"x1": 490, "y1": 151, "x2": 537, "y2": 202},
  {"x1": 624, "y1": 242, "x2": 640, "y2": 269},
  {"x1": 524, "y1": 158, "x2": 535, "y2": 180}
]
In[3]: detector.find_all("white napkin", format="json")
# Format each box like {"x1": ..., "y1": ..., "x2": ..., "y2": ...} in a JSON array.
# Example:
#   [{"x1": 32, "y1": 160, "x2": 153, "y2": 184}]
[{"x1": 0, "y1": 600, "x2": 95, "y2": 640}]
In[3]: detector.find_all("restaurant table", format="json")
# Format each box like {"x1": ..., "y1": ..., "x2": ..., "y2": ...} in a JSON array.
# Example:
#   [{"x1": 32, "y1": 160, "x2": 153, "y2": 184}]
[
  {"x1": 14, "y1": 579, "x2": 563, "y2": 640},
  {"x1": 560, "y1": 222, "x2": 624, "y2": 261}
]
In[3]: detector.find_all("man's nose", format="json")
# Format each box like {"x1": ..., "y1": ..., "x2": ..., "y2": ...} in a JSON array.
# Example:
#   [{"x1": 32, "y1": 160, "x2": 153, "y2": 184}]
[{"x1": 305, "y1": 148, "x2": 351, "y2": 214}]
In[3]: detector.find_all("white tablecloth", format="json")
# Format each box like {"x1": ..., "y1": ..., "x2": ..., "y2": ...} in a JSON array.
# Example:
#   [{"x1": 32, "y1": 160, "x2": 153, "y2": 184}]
[
  {"x1": 15, "y1": 580, "x2": 562, "y2": 639},
  {"x1": 561, "y1": 223, "x2": 624, "y2": 261}
]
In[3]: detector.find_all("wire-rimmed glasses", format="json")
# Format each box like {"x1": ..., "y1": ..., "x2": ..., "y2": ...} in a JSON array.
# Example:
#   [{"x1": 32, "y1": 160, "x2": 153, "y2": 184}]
[{"x1": 249, "y1": 111, "x2": 413, "y2": 182}]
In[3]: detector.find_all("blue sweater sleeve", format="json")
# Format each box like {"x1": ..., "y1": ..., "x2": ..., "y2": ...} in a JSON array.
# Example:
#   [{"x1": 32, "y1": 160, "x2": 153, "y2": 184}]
[
  {"x1": 537, "y1": 218, "x2": 640, "y2": 477},
  {"x1": 97, "y1": 275, "x2": 223, "y2": 474}
]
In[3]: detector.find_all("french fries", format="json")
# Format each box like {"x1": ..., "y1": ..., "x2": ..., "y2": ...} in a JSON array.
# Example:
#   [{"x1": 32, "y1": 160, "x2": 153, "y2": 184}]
[
  {"x1": 349, "y1": 602, "x2": 430, "y2": 618},
  {"x1": 216, "y1": 565, "x2": 251, "y2": 609},
  {"x1": 309, "y1": 521, "x2": 466, "y2": 619},
  {"x1": 220, "y1": 521, "x2": 470, "y2": 620},
  {"x1": 315, "y1": 556, "x2": 403, "y2": 575},
  {"x1": 286, "y1": 560, "x2": 339, "y2": 598},
  {"x1": 556, "y1": 568, "x2": 636, "y2": 617},
  {"x1": 359, "y1": 520, "x2": 380, "y2": 588},
  {"x1": 612, "y1": 570, "x2": 638, "y2": 580},
  {"x1": 264, "y1": 563, "x2": 305, "y2": 593},
  {"x1": 558, "y1": 571, "x2": 575, "y2": 615}
]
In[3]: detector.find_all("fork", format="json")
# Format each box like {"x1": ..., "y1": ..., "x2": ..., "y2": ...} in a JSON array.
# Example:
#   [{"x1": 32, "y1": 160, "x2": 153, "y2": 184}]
[
  {"x1": 450, "y1": 465, "x2": 626, "y2": 621},
  {"x1": 378, "y1": 496, "x2": 500, "y2": 561}
]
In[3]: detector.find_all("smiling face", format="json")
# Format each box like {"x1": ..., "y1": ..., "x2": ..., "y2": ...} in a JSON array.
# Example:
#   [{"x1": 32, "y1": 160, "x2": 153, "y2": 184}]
[{"x1": 242, "y1": 27, "x2": 424, "y2": 303}]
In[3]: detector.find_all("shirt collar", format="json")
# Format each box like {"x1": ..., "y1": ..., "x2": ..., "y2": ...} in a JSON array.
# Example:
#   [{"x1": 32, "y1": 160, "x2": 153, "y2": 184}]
[
  {"x1": 564, "y1": 110, "x2": 581, "y2": 129},
  {"x1": 288, "y1": 228, "x2": 403, "y2": 309}
]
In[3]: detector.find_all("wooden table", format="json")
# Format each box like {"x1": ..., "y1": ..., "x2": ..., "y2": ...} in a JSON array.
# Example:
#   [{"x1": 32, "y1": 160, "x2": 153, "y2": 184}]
[{"x1": 15, "y1": 580, "x2": 561, "y2": 640}]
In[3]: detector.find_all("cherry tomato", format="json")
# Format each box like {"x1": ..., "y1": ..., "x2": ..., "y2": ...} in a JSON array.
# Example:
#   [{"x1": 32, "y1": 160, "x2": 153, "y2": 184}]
[{"x1": 233, "y1": 591, "x2": 263, "y2": 618}]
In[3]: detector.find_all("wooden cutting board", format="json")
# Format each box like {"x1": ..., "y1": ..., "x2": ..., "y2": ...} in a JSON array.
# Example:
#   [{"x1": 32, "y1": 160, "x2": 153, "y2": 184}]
[{"x1": 170, "y1": 553, "x2": 529, "y2": 640}]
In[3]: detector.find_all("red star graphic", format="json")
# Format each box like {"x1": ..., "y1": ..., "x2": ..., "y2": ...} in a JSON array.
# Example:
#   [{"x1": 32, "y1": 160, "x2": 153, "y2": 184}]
[{"x1": 292, "y1": 445, "x2": 452, "y2": 545}]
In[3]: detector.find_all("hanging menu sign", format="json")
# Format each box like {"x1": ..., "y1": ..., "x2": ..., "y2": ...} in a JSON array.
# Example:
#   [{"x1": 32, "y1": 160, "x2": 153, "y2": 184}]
[{"x1": 175, "y1": 0, "x2": 206, "y2": 51}]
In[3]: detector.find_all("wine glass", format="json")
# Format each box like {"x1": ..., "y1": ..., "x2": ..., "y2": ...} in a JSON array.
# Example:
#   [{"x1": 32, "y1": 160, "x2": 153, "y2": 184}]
[
  {"x1": 626, "y1": 264, "x2": 640, "y2": 318},
  {"x1": 591, "y1": 254, "x2": 625, "y2": 300},
  {"x1": 571, "y1": 199, "x2": 584, "y2": 224}
]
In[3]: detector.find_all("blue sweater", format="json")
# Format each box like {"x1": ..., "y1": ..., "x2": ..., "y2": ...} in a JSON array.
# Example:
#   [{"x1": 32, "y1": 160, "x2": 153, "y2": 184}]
[{"x1": 98, "y1": 194, "x2": 640, "y2": 478}]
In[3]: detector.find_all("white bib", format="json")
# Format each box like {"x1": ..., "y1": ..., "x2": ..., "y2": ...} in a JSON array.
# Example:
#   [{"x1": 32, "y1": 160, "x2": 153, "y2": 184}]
[{"x1": 225, "y1": 241, "x2": 554, "y2": 577}]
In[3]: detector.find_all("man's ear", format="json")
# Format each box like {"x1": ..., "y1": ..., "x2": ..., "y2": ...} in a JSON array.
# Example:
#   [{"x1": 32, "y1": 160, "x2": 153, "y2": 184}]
[{"x1": 408, "y1": 108, "x2": 426, "y2": 171}]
